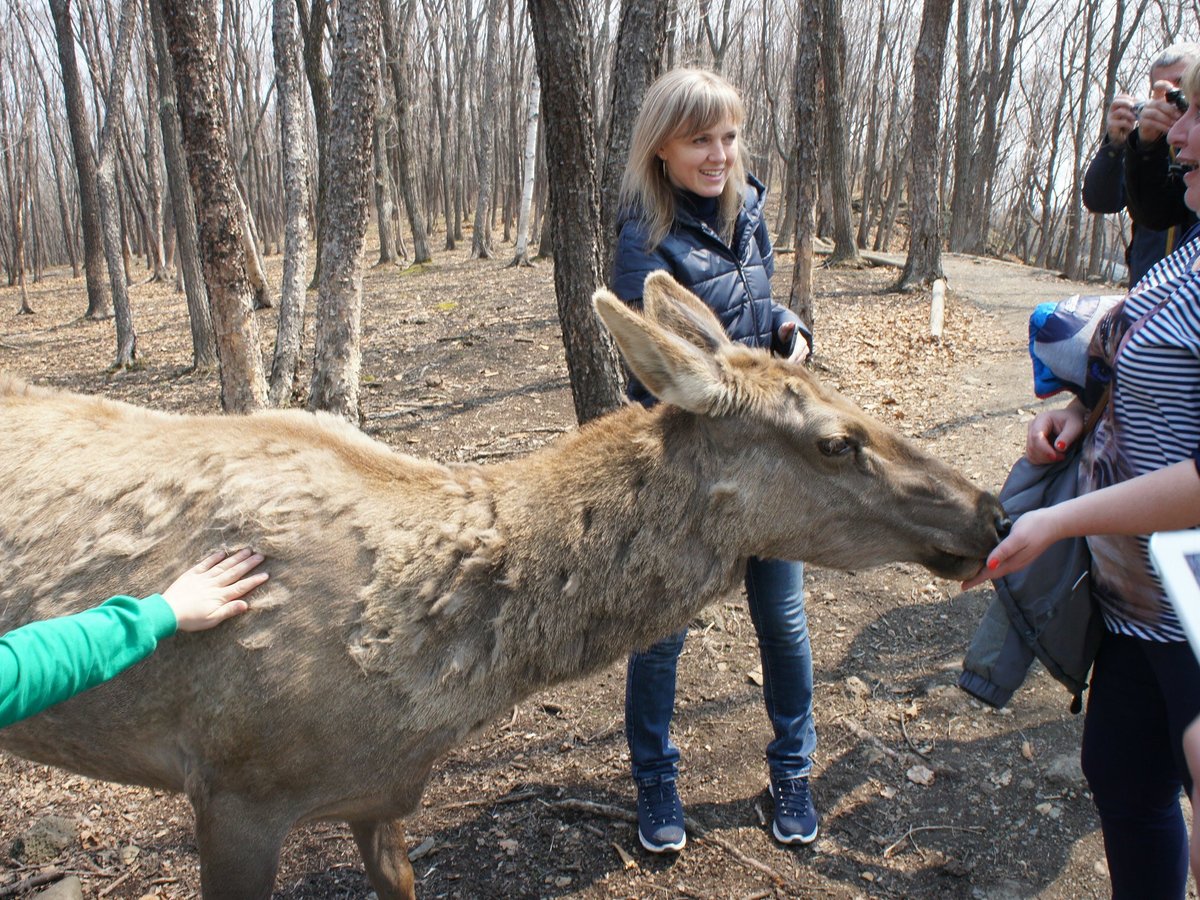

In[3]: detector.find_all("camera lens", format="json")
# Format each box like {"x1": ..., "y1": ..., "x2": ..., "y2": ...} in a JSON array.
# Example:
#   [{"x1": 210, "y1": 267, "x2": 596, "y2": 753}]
[{"x1": 1166, "y1": 88, "x2": 1188, "y2": 113}]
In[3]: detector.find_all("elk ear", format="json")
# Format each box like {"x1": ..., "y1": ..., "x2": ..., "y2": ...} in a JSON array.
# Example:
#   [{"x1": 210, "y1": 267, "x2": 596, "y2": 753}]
[
  {"x1": 641, "y1": 272, "x2": 730, "y2": 353},
  {"x1": 593, "y1": 290, "x2": 728, "y2": 415}
]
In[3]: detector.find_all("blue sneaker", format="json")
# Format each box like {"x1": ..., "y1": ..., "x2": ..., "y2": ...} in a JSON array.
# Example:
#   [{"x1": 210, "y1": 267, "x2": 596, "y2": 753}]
[
  {"x1": 770, "y1": 776, "x2": 819, "y2": 844},
  {"x1": 635, "y1": 777, "x2": 686, "y2": 853}
]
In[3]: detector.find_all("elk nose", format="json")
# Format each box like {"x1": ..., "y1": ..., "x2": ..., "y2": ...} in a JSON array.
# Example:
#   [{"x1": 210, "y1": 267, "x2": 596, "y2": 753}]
[{"x1": 995, "y1": 513, "x2": 1013, "y2": 539}]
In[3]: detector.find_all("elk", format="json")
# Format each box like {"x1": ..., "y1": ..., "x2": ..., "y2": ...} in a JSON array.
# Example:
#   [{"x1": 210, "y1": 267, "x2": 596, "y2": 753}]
[{"x1": 0, "y1": 273, "x2": 1005, "y2": 898}]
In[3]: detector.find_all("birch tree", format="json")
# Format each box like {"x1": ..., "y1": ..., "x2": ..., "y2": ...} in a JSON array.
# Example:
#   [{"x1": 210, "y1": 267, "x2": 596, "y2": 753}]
[{"x1": 267, "y1": 0, "x2": 310, "y2": 406}]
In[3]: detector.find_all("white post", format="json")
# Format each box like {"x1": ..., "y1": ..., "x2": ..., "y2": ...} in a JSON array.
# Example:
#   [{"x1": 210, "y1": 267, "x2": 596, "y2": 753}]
[{"x1": 930, "y1": 278, "x2": 945, "y2": 339}]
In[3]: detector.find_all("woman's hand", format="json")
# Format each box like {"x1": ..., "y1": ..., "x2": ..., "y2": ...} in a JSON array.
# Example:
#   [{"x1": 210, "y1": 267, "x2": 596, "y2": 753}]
[
  {"x1": 961, "y1": 506, "x2": 1068, "y2": 590},
  {"x1": 1027, "y1": 404, "x2": 1086, "y2": 464},
  {"x1": 162, "y1": 549, "x2": 268, "y2": 632},
  {"x1": 778, "y1": 321, "x2": 809, "y2": 363}
]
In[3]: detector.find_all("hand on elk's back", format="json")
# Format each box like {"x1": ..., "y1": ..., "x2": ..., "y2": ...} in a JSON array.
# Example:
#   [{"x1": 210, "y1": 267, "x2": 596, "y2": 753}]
[{"x1": 163, "y1": 549, "x2": 267, "y2": 631}]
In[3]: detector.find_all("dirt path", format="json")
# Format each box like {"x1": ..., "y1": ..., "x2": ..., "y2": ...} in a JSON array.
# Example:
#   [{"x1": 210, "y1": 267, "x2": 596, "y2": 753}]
[{"x1": 1, "y1": 251, "x2": 1190, "y2": 899}]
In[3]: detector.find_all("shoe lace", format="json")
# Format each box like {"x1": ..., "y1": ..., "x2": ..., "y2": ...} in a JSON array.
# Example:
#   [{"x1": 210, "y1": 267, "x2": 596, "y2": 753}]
[
  {"x1": 640, "y1": 781, "x2": 680, "y2": 824},
  {"x1": 775, "y1": 777, "x2": 811, "y2": 816}
]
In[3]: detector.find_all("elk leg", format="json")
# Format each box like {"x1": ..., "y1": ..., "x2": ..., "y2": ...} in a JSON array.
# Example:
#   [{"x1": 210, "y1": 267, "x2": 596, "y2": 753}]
[
  {"x1": 350, "y1": 818, "x2": 416, "y2": 900},
  {"x1": 191, "y1": 793, "x2": 290, "y2": 899}
]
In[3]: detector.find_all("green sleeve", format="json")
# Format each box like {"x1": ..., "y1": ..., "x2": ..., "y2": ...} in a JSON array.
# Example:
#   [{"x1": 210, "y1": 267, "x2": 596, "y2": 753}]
[{"x1": 0, "y1": 594, "x2": 178, "y2": 729}]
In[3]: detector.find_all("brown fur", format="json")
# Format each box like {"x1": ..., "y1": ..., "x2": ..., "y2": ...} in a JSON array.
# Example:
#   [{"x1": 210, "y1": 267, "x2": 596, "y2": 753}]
[{"x1": 0, "y1": 274, "x2": 1004, "y2": 898}]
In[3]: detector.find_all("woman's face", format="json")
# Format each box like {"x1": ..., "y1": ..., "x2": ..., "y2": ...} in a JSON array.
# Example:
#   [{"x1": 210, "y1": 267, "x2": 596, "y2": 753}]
[
  {"x1": 657, "y1": 116, "x2": 739, "y2": 198},
  {"x1": 1168, "y1": 95, "x2": 1200, "y2": 213}
]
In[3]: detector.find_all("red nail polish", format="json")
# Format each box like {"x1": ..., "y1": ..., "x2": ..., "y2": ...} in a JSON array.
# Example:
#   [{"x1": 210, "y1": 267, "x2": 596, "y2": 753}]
[
  {"x1": 987, "y1": 559, "x2": 999, "y2": 570},
  {"x1": 1055, "y1": 441, "x2": 1066, "y2": 451}
]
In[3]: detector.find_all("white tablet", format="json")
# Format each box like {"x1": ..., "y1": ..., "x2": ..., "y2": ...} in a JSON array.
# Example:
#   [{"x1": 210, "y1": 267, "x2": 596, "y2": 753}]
[{"x1": 1150, "y1": 530, "x2": 1200, "y2": 662}]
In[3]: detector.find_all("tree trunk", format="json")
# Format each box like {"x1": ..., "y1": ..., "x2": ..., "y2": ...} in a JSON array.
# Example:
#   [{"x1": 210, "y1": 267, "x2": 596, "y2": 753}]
[
  {"x1": 95, "y1": 0, "x2": 138, "y2": 368},
  {"x1": 508, "y1": 74, "x2": 540, "y2": 267},
  {"x1": 160, "y1": 0, "x2": 267, "y2": 412},
  {"x1": 946, "y1": 0, "x2": 976, "y2": 252},
  {"x1": 379, "y1": 0, "x2": 432, "y2": 264},
  {"x1": 528, "y1": 0, "x2": 624, "y2": 424},
  {"x1": 818, "y1": 0, "x2": 859, "y2": 264},
  {"x1": 855, "y1": 0, "x2": 888, "y2": 250},
  {"x1": 142, "y1": 39, "x2": 170, "y2": 283},
  {"x1": 296, "y1": 0, "x2": 332, "y2": 289},
  {"x1": 787, "y1": 0, "x2": 821, "y2": 332},
  {"x1": 598, "y1": 0, "x2": 669, "y2": 279},
  {"x1": 1062, "y1": 1, "x2": 1097, "y2": 281},
  {"x1": 306, "y1": 0, "x2": 380, "y2": 422},
  {"x1": 149, "y1": 0, "x2": 216, "y2": 370},
  {"x1": 373, "y1": 113, "x2": 399, "y2": 265},
  {"x1": 269, "y1": 0, "x2": 311, "y2": 407},
  {"x1": 428, "y1": 16, "x2": 456, "y2": 250},
  {"x1": 239, "y1": 188, "x2": 271, "y2": 309},
  {"x1": 897, "y1": 0, "x2": 953, "y2": 291},
  {"x1": 49, "y1": 0, "x2": 110, "y2": 320},
  {"x1": 471, "y1": 0, "x2": 502, "y2": 259}
]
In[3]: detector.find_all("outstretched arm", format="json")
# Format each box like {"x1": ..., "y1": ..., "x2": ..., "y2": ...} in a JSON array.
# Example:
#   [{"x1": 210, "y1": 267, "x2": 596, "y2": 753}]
[
  {"x1": 0, "y1": 549, "x2": 266, "y2": 729},
  {"x1": 962, "y1": 460, "x2": 1200, "y2": 590}
]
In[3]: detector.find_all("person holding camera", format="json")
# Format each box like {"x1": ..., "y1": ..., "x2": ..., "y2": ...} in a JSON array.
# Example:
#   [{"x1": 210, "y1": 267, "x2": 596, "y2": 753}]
[{"x1": 1083, "y1": 43, "x2": 1199, "y2": 286}]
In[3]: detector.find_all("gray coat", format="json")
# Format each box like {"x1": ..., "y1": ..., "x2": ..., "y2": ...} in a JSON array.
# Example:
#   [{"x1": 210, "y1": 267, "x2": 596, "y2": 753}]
[{"x1": 959, "y1": 449, "x2": 1103, "y2": 712}]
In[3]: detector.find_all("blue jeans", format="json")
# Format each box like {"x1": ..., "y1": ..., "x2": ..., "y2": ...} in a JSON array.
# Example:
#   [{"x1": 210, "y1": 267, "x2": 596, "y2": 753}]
[
  {"x1": 1081, "y1": 630, "x2": 1200, "y2": 900},
  {"x1": 625, "y1": 557, "x2": 815, "y2": 783}
]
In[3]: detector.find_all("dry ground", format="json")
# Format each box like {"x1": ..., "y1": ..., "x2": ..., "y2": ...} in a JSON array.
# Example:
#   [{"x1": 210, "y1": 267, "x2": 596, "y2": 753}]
[{"x1": 0, "y1": 238, "x2": 1193, "y2": 899}]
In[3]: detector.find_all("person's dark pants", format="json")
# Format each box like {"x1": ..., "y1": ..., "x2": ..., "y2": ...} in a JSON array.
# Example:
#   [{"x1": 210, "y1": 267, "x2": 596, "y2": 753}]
[
  {"x1": 1081, "y1": 630, "x2": 1200, "y2": 899},
  {"x1": 624, "y1": 558, "x2": 815, "y2": 783}
]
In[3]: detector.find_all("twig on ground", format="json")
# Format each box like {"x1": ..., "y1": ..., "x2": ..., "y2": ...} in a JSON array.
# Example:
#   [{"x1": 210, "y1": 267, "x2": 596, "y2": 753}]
[
  {"x1": 0, "y1": 869, "x2": 65, "y2": 898},
  {"x1": 439, "y1": 787, "x2": 541, "y2": 811},
  {"x1": 97, "y1": 867, "x2": 138, "y2": 897},
  {"x1": 883, "y1": 824, "x2": 986, "y2": 858},
  {"x1": 835, "y1": 715, "x2": 902, "y2": 760},
  {"x1": 900, "y1": 712, "x2": 933, "y2": 759},
  {"x1": 544, "y1": 798, "x2": 791, "y2": 889}
]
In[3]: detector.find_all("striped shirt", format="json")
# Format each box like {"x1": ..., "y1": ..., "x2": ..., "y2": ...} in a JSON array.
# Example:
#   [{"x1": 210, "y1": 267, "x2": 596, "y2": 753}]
[{"x1": 1093, "y1": 231, "x2": 1200, "y2": 641}]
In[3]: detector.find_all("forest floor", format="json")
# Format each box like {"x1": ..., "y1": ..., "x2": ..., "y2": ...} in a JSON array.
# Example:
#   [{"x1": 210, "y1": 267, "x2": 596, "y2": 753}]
[{"x1": 0, "y1": 236, "x2": 1194, "y2": 900}]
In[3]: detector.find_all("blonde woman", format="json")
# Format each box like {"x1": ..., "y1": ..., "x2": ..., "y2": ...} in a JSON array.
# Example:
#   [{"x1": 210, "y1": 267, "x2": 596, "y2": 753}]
[{"x1": 612, "y1": 67, "x2": 816, "y2": 853}]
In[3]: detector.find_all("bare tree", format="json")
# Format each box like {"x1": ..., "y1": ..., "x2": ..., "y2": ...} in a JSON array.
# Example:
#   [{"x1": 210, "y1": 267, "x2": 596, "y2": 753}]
[
  {"x1": 508, "y1": 73, "x2": 540, "y2": 268},
  {"x1": 470, "y1": 0, "x2": 502, "y2": 258},
  {"x1": 1062, "y1": 0, "x2": 1098, "y2": 280},
  {"x1": 787, "y1": 0, "x2": 821, "y2": 331},
  {"x1": 93, "y1": 0, "x2": 138, "y2": 368},
  {"x1": 380, "y1": 0, "x2": 432, "y2": 264},
  {"x1": 296, "y1": 0, "x2": 332, "y2": 288},
  {"x1": 598, "y1": 0, "x2": 669, "y2": 279},
  {"x1": 818, "y1": 0, "x2": 860, "y2": 264},
  {"x1": 148, "y1": 0, "x2": 217, "y2": 370},
  {"x1": 141, "y1": 29, "x2": 170, "y2": 283},
  {"x1": 48, "y1": 0, "x2": 109, "y2": 319},
  {"x1": 268, "y1": 0, "x2": 310, "y2": 406},
  {"x1": 306, "y1": 0, "x2": 381, "y2": 421},
  {"x1": 527, "y1": 0, "x2": 623, "y2": 424},
  {"x1": 160, "y1": 0, "x2": 267, "y2": 411},
  {"x1": 0, "y1": 57, "x2": 36, "y2": 314},
  {"x1": 897, "y1": 0, "x2": 953, "y2": 291}
]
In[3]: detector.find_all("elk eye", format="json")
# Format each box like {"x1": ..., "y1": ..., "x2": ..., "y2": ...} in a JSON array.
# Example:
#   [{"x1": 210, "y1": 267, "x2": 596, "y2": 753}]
[{"x1": 817, "y1": 436, "x2": 854, "y2": 457}]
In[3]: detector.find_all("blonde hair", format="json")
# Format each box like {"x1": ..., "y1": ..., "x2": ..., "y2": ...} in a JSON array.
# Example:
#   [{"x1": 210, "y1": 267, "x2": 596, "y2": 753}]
[
  {"x1": 618, "y1": 67, "x2": 748, "y2": 250},
  {"x1": 1181, "y1": 57, "x2": 1200, "y2": 104}
]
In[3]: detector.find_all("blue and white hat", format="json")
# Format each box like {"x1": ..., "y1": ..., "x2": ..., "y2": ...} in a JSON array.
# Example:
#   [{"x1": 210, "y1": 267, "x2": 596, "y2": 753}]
[{"x1": 1028, "y1": 294, "x2": 1123, "y2": 399}]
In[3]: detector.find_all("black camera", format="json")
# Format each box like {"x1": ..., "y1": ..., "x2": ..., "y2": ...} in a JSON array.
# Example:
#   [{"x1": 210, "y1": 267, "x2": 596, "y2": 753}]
[{"x1": 1166, "y1": 88, "x2": 1188, "y2": 113}]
